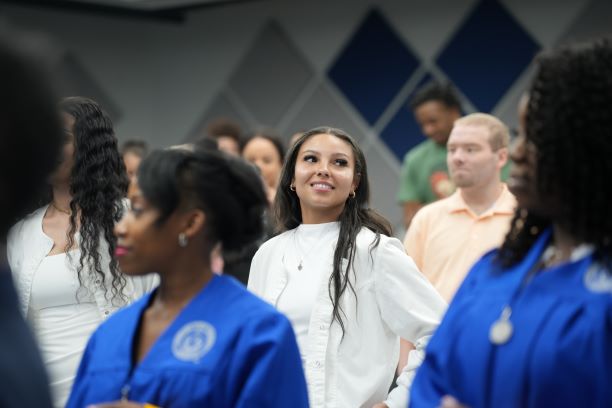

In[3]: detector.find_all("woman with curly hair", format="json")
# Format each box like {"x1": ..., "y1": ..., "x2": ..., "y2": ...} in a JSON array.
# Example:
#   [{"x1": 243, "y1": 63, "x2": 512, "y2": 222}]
[
  {"x1": 248, "y1": 126, "x2": 445, "y2": 408},
  {"x1": 411, "y1": 38, "x2": 612, "y2": 408},
  {"x1": 7, "y1": 97, "x2": 157, "y2": 408}
]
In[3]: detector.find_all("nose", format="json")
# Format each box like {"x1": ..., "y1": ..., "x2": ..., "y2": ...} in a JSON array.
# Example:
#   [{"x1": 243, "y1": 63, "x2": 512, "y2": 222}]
[
  {"x1": 316, "y1": 162, "x2": 330, "y2": 177},
  {"x1": 114, "y1": 213, "x2": 127, "y2": 239}
]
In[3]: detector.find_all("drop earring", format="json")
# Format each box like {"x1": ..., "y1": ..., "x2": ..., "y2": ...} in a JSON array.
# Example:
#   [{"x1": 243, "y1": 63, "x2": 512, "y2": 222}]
[{"x1": 178, "y1": 232, "x2": 188, "y2": 248}]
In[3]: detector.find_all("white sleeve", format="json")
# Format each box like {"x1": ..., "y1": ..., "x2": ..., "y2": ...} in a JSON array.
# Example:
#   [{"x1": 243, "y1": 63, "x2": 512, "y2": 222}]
[
  {"x1": 374, "y1": 237, "x2": 447, "y2": 408},
  {"x1": 247, "y1": 242, "x2": 269, "y2": 297}
]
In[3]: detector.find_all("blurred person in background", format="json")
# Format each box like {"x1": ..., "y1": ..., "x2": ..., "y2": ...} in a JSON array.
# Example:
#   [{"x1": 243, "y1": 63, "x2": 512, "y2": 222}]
[
  {"x1": 0, "y1": 23, "x2": 62, "y2": 408},
  {"x1": 204, "y1": 117, "x2": 242, "y2": 156},
  {"x1": 8, "y1": 96, "x2": 157, "y2": 407},
  {"x1": 397, "y1": 82, "x2": 461, "y2": 229},
  {"x1": 121, "y1": 140, "x2": 148, "y2": 185},
  {"x1": 242, "y1": 130, "x2": 285, "y2": 207}
]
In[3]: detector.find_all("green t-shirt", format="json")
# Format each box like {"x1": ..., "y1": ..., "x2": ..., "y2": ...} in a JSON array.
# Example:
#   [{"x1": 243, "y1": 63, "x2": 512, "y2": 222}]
[
  {"x1": 397, "y1": 139, "x2": 453, "y2": 204},
  {"x1": 397, "y1": 139, "x2": 512, "y2": 204}
]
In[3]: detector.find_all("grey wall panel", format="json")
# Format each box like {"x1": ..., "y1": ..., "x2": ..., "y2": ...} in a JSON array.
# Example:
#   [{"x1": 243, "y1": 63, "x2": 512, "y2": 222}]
[{"x1": 228, "y1": 21, "x2": 314, "y2": 128}]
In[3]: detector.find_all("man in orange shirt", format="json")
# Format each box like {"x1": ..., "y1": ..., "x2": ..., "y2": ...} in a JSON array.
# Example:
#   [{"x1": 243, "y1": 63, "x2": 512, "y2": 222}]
[{"x1": 404, "y1": 113, "x2": 516, "y2": 302}]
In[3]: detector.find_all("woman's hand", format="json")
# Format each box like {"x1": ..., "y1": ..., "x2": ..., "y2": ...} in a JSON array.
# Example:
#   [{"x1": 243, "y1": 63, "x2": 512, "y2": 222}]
[
  {"x1": 372, "y1": 403, "x2": 388, "y2": 408},
  {"x1": 438, "y1": 395, "x2": 469, "y2": 408}
]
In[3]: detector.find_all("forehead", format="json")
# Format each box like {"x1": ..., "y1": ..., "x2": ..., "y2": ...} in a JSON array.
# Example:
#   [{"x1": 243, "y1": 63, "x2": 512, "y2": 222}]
[
  {"x1": 244, "y1": 137, "x2": 279, "y2": 155},
  {"x1": 448, "y1": 124, "x2": 490, "y2": 144},
  {"x1": 299, "y1": 133, "x2": 354, "y2": 157}
]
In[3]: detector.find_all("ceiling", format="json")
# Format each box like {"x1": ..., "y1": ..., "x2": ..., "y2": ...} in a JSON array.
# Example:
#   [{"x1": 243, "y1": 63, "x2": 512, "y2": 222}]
[
  {"x1": 0, "y1": 0, "x2": 259, "y2": 22},
  {"x1": 67, "y1": 0, "x2": 246, "y2": 11}
]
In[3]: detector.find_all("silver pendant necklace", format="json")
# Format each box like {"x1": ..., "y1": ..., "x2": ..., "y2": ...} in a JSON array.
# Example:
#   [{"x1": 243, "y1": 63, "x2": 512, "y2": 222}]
[
  {"x1": 489, "y1": 306, "x2": 513, "y2": 345},
  {"x1": 488, "y1": 243, "x2": 566, "y2": 346},
  {"x1": 293, "y1": 223, "x2": 335, "y2": 272}
]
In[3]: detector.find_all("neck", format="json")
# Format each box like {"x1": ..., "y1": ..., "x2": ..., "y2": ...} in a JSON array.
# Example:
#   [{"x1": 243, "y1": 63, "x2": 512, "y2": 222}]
[
  {"x1": 460, "y1": 179, "x2": 503, "y2": 215},
  {"x1": 52, "y1": 184, "x2": 73, "y2": 212},
  {"x1": 155, "y1": 256, "x2": 213, "y2": 311},
  {"x1": 300, "y1": 206, "x2": 342, "y2": 225},
  {"x1": 550, "y1": 224, "x2": 582, "y2": 263}
]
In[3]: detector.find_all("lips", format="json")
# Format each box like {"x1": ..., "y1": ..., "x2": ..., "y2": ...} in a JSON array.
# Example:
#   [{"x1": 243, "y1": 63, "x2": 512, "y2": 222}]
[
  {"x1": 311, "y1": 182, "x2": 334, "y2": 191},
  {"x1": 114, "y1": 246, "x2": 130, "y2": 257}
]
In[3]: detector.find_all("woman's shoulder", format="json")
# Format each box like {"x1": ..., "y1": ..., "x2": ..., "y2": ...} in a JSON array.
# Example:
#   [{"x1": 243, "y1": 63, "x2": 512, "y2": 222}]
[
  {"x1": 254, "y1": 229, "x2": 293, "y2": 256},
  {"x1": 9, "y1": 205, "x2": 47, "y2": 235}
]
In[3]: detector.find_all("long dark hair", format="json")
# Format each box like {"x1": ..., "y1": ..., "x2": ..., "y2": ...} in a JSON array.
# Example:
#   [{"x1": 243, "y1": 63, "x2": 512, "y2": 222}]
[
  {"x1": 137, "y1": 149, "x2": 267, "y2": 254},
  {"x1": 497, "y1": 38, "x2": 612, "y2": 267},
  {"x1": 275, "y1": 126, "x2": 392, "y2": 334},
  {"x1": 59, "y1": 97, "x2": 128, "y2": 302}
]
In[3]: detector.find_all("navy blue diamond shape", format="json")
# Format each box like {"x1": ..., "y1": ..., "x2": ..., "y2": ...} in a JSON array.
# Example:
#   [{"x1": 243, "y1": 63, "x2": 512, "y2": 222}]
[
  {"x1": 380, "y1": 74, "x2": 434, "y2": 161},
  {"x1": 436, "y1": 0, "x2": 539, "y2": 112},
  {"x1": 328, "y1": 9, "x2": 420, "y2": 125}
]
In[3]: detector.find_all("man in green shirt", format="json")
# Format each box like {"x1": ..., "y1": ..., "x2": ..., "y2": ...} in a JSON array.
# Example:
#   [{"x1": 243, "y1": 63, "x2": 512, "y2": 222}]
[{"x1": 397, "y1": 82, "x2": 462, "y2": 228}]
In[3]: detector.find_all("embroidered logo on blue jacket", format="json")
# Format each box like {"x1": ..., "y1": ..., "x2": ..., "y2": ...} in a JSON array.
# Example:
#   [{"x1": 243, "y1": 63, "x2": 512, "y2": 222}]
[{"x1": 172, "y1": 321, "x2": 216, "y2": 363}]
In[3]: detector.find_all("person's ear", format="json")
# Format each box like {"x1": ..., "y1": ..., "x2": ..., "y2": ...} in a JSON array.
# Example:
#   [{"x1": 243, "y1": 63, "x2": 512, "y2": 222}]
[
  {"x1": 497, "y1": 147, "x2": 509, "y2": 169},
  {"x1": 181, "y1": 209, "x2": 206, "y2": 240}
]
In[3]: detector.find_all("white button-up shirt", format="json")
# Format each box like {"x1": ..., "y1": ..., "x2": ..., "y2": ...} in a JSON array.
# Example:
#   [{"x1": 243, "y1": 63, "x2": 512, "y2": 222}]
[
  {"x1": 249, "y1": 226, "x2": 446, "y2": 408},
  {"x1": 7, "y1": 205, "x2": 158, "y2": 319}
]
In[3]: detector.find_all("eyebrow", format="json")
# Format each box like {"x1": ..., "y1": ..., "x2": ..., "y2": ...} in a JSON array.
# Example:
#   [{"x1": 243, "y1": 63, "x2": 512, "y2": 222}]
[{"x1": 301, "y1": 149, "x2": 350, "y2": 158}]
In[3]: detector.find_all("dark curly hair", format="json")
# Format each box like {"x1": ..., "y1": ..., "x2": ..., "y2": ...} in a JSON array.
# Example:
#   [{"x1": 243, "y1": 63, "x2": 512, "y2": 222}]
[
  {"x1": 275, "y1": 126, "x2": 392, "y2": 335},
  {"x1": 137, "y1": 149, "x2": 267, "y2": 253},
  {"x1": 59, "y1": 97, "x2": 129, "y2": 302},
  {"x1": 498, "y1": 37, "x2": 612, "y2": 267}
]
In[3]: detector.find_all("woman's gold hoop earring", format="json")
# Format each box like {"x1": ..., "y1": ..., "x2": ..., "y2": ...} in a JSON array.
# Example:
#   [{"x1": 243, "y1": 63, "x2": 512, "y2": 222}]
[
  {"x1": 349, "y1": 191, "x2": 356, "y2": 198},
  {"x1": 290, "y1": 184, "x2": 296, "y2": 192}
]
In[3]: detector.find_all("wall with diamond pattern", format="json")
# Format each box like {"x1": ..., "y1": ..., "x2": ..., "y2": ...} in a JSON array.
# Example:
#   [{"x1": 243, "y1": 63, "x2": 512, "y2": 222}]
[{"x1": 3, "y1": 0, "x2": 610, "y2": 234}]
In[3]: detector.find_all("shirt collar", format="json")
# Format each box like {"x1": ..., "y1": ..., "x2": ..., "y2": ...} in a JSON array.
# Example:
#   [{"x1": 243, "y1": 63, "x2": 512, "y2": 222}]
[{"x1": 448, "y1": 184, "x2": 516, "y2": 218}]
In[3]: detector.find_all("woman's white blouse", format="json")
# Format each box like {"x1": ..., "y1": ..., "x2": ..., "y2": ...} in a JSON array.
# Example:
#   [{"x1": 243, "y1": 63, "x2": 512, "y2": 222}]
[
  {"x1": 6, "y1": 205, "x2": 158, "y2": 407},
  {"x1": 249, "y1": 226, "x2": 446, "y2": 408},
  {"x1": 7, "y1": 205, "x2": 158, "y2": 319}
]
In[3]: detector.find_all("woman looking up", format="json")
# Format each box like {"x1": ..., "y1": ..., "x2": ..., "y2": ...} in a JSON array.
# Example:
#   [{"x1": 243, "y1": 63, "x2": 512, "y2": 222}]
[
  {"x1": 7, "y1": 97, "x2": 156, "y2": 408},
  {"x1": 67, "y1": 149, "x2": 308, "y2": 407},
  {"x1": 248, "y1": 127, "x2": 445, "y2": 408},
  {"x1": 411, "y1": 38, "x2": 612, "y2": 408}
]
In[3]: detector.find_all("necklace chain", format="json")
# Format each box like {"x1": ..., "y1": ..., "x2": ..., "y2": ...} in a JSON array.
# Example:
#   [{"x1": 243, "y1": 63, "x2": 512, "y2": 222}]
[
  {"x1": 51, "y1": 201, "x2": 71, "y2": 215},
  {"x1": 293, "y1": 224, "x2": 335, "y2": 271}
]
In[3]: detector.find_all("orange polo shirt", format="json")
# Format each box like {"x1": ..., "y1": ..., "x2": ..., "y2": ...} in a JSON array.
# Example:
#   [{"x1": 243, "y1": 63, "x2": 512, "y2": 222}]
[{"x1": 404, "y1": 184, "x2": 516, "y2": 302}]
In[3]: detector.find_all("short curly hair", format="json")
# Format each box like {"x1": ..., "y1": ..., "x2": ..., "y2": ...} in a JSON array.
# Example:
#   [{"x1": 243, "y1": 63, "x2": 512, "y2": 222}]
[{"x1": 498, "y1": 37, "x2": 612, "y2": 267}]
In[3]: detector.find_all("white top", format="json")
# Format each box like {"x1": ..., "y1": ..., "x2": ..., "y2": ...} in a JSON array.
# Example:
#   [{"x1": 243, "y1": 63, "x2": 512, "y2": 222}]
[
  {"x1": 29, "y1": 251, "x2": 102, "y2": 408},
  {"x1": 276, "y1": 222, "x2": 339, "y2": 364},
  {"x1": 7, "y1": 205, "x2": 159, "y2": 408},
  {"x1": 7, "y1": 205, "x2": 159, "y2": 318},
  {"x1": 249, "y1": 226, "x2": 447, "y2": 408}
]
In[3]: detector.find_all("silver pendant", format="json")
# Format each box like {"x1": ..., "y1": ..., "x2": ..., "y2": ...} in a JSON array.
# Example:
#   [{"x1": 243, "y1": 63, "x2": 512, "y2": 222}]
[
  {"x1": 489, "y1": 306, "x2": 513, "y2": 345},
  {"x1": 297, "y1": 260, "x2": 303, "y2": 271},
  {"x1": 489, "y1": 319, "x2": 513, "y2": 345}
]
